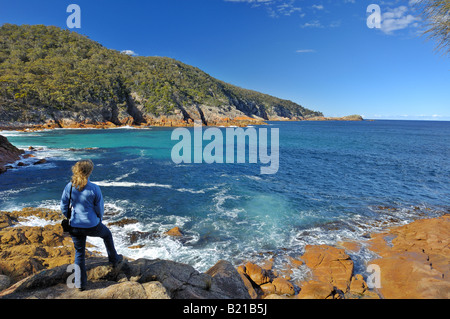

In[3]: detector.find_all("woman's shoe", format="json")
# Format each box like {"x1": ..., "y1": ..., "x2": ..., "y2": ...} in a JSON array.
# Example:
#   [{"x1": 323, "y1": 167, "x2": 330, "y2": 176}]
[{"x1": 112, "y1": 254, "x2": 123, "y2": 268}]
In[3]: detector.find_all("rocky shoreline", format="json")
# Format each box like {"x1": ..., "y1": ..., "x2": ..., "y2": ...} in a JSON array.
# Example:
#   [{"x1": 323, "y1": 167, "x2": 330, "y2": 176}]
[
  {"x1": 0, "y1": 135, "x2": 25, "y2": 174},
  {"x1": 1, "y1": 116, "x2": 268, "y2": 132},
  {"x1": 0, "y1": 135, "x2": 49, "y2": 175},
  {"x1": 0, "y1": 207, "x2": 448, "y2": 299},
  {"x1": 0, "y1": 114, "x2": 364, "y2": 132}
]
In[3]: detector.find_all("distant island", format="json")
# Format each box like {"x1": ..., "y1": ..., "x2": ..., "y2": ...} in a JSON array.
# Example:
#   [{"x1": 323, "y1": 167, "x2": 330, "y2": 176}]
[
  {"x1": 303, "y1": 115, "x2": 363, "y2": 121},
  {"x1": 0, "y1": 24, "x2": 362, "y2": 130}
]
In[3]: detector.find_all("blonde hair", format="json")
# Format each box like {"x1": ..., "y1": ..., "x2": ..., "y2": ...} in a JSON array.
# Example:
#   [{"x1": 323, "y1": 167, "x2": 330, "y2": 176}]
[{"x1": 71, "y1": 160, "x2": 94, "y2": 191}]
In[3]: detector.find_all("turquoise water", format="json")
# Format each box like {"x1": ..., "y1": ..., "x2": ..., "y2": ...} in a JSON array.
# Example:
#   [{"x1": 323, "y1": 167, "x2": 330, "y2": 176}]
[{"x1": 1, "y1": 121, "x2": 449, "y2": 274}]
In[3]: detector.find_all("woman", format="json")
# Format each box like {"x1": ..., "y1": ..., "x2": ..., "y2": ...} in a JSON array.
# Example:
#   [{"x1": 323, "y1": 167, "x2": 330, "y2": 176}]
[{"x1": 61, "y1": 160, "x2": 122, "y2": 291}]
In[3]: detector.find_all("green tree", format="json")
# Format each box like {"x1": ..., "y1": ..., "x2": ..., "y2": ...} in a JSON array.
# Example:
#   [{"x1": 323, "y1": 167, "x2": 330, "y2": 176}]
[{"x1": 415, "y1": 0, "x2": 450, "y2": 54}]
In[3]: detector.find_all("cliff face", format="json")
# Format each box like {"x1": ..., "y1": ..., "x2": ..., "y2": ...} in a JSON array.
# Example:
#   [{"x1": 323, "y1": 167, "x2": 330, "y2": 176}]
[
  {"x1": 0, "y1": 24, "x2": 323, "y2": 128},
  {"x1": 0, "y1": 135, "x2": 25, "y2": 174}
]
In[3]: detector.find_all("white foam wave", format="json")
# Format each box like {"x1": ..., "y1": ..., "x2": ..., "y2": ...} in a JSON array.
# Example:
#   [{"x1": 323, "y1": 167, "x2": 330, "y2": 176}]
[
  {"x1": 0, "y1": 186, "x2": 35, "y2": 198},
  {"x1": 83, "y1": 212, "x2": 218, "y2": 271},
  {"x1": 109, "y1": 125, "x2": 148, "y2": 130},
  {"x1": 36, "y1": 200, "x2": 61, "y2": 212},
  {"x1": 114, "y1": 168, "x2": 139, "y2": 181},
  {"x1": 6, "y1": 156, "x2": 57, "y2": 170},
  {"x1": 94, "y1": 180, "x2": 173, "y2": 189},
  {"x1": 175, "y1": 188, "x2": 204, "y2": 194},
  {"x1": 244, "y1": 175, "x2": 262, "y2": 181},
  {"x1": 104, "y1": 200, "x2": 129, "y2": 214},
  {"x1": 13, "y1": 215, "x2": 57, "y2": 227},
  {"x1": 212, "y1": 188, "x2": 244, "y2": 219},
  {"x1": 11, "y1": 146, "x2": 99, "y2": 163},
  {"x1": 0, "y1": 130, "x2": 40, "y2": 137},
  {"x1": 93, "y1": 180, "x2": 211, "y2": 194}
]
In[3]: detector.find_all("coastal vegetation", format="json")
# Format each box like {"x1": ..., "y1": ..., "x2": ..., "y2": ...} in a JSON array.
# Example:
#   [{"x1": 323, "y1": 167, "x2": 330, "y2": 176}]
[
  {"x1": 415, "y1": 0, "x2": 450, "y2": 54},
  {"x1": 0, "y1": 24, "x2": 323, "y2": 126}
]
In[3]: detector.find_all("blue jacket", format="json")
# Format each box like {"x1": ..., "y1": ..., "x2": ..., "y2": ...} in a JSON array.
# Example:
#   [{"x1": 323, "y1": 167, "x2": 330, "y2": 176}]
[{"x1": 60, "y1": 180, "x2": 104, "y2": 228}]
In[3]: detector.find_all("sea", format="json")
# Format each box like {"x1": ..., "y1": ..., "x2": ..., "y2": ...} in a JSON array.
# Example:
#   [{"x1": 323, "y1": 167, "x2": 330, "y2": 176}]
[{"x1": 1, "y1": 120, "x2": 449, "y2": 278}]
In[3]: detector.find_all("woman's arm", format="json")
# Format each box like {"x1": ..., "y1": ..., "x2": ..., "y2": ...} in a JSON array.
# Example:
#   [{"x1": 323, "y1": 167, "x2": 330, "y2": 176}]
[
  {"x1": 60, "y1": 183, "x2": 71, "y2": 218},
  {"x1": 93, "y1": 185, "x2": 104, "y2": 221}
]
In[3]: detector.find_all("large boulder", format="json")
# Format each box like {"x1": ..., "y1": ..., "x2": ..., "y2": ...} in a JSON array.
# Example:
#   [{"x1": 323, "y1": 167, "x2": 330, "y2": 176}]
[
  {"x1": 367, "y1": 214, "x2": 450, "y2": 298},
  {"x1": 1, "y1": 257, "x2": 250, "y2": 299},
  {"x1": 126, "y1": 258, "x2": 250, "y2": 299},
  {"x1": 243, "y1": 262, "x2": 271, "y2": 286},
  {"x1": 301, "y1": 244, "x2": 354, "y2": 293},
  {"x1": 272, "y1": 277, "x2": 295, "y2": 295},
  {"x1": 81, "y1": 281, "x2": 170, "y2": 299},
  {"x1": 0, "y1": 222, "x2": 79, "y2": 282},
  {"x1": 0, "y1": 134, "x2": 25, "y2": 174},
  {"x1": 0, "y1": 275, "x2": 10, "y2": 291},
  {"x1": 206, "y1": 260, "x2": 251, "y2": 299},
  {"x1": 296, "y1": 281, "x2": 335, "y2": 299}
]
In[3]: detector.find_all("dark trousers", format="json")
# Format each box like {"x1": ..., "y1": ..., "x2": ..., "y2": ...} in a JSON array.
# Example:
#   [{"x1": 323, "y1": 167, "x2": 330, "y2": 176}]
[{"x1": 70, "y1": 222, "x2": 119, "y2": 288}]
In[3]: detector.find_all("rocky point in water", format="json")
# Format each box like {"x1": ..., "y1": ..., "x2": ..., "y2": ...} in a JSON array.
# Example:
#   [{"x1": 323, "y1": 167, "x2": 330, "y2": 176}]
[{"x1": 0, "y1": 135, "x2": 24, "y2": 174}]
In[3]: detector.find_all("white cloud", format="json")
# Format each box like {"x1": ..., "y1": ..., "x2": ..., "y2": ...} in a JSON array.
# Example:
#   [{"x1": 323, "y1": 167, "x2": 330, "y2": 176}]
[
  {"x1": 225, "y1": 0, "x2": 304, "y2": 18},
  {"x1": 225, "y1": 0, "x2": 270, "y2": 2},
  {"x1": 296, "y1": 49, "x2": 316, "y2": 53},
  {"x1": 300, "y1": 20, "x2": 323, "y2": 28},
  {"x1": 408, "y1": 0, "x2": 420, "y2": 6},
  {"x1": 380, "y1": 5, "x2": 420, "y2": 34},
  {"x1": 368, "y1": 114, "x2": 449, "y2": 120},
  {"x1": 225, "y1": 0, "x2": 352, "y2": 27},
  {"x1": 121, "y1": 50, "x2": 137, "y2": 56},
  {"x1": 224, "y1": 0, "x2": 273, "y2": 3},
  {"x1": 276, "y1": 1, "x2": 302, "y2": 16},
  {"x1": 329, "y1": 20, "x2": 341, "y2": 28}
]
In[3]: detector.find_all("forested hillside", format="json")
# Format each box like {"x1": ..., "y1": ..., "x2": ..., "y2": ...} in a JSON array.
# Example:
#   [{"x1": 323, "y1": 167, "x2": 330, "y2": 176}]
[{"x1": 0, "y1": 24, "x2": 323, "y2": 126}]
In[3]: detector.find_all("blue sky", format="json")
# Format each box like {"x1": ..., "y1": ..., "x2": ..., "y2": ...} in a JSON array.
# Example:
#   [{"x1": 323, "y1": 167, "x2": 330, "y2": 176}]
[{"x1": 1, "y1": 0, "x2": 449, "y2": 120}]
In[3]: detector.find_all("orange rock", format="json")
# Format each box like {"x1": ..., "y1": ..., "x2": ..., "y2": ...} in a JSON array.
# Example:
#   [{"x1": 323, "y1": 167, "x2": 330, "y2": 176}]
[
  {"x1": 272, "y1": 277, "x2": 295, "y2": 295},
  {"x1": 104, "y1": 121, "x2": 116, "y2": 127},
  {"x1": 233, "y1": 116, "x2": 258, "y2": 121},
  {"x1": 164, "y1": 226, "x2": 183, "y2": 237},
  {"x1": 288, "y1": 256, "x2": 304, "y2": 267},
  {"x1": 338, "y1": 241, "x2": 361, "y2": 253},
  {"x1": 261, "y1": 258, "x2": 274, "y2": 271},
  {"x1": 0, "y1": 209, "x2": 99, "y2": 283},
  {"x1": 128, "y1": 244, "x2": 145, "y2": 249},
  {"x1": 349, "y1": 274, "x2": 367, "y2": 295},
  {"x1": 301, "y1": 244, "x2": 353, "y2": 292},
  {"x1": 297, "y1": 281, "x2": 335, "y2": 299},
  {"x1": 260, "y1": 282, "x2": 276, "y2": 295},
  {"x1": 0, "y1": 212, "x2": 14, "y2": 230},
  {"x1": 365, "y1": 214, "x2": 450, "y2": 298},
  {"x1": 236, "y1": 265, "x2": 246, "y2": 275},
  {"x1": 370, "y1": 252, "x2": 448, "y2": 298},
  {"x1": 237, "y1": 268, "x2": 259, "y2": 299},
  {"x1": 245, "y1": 262, "x2": 270, "y2": 286}
]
